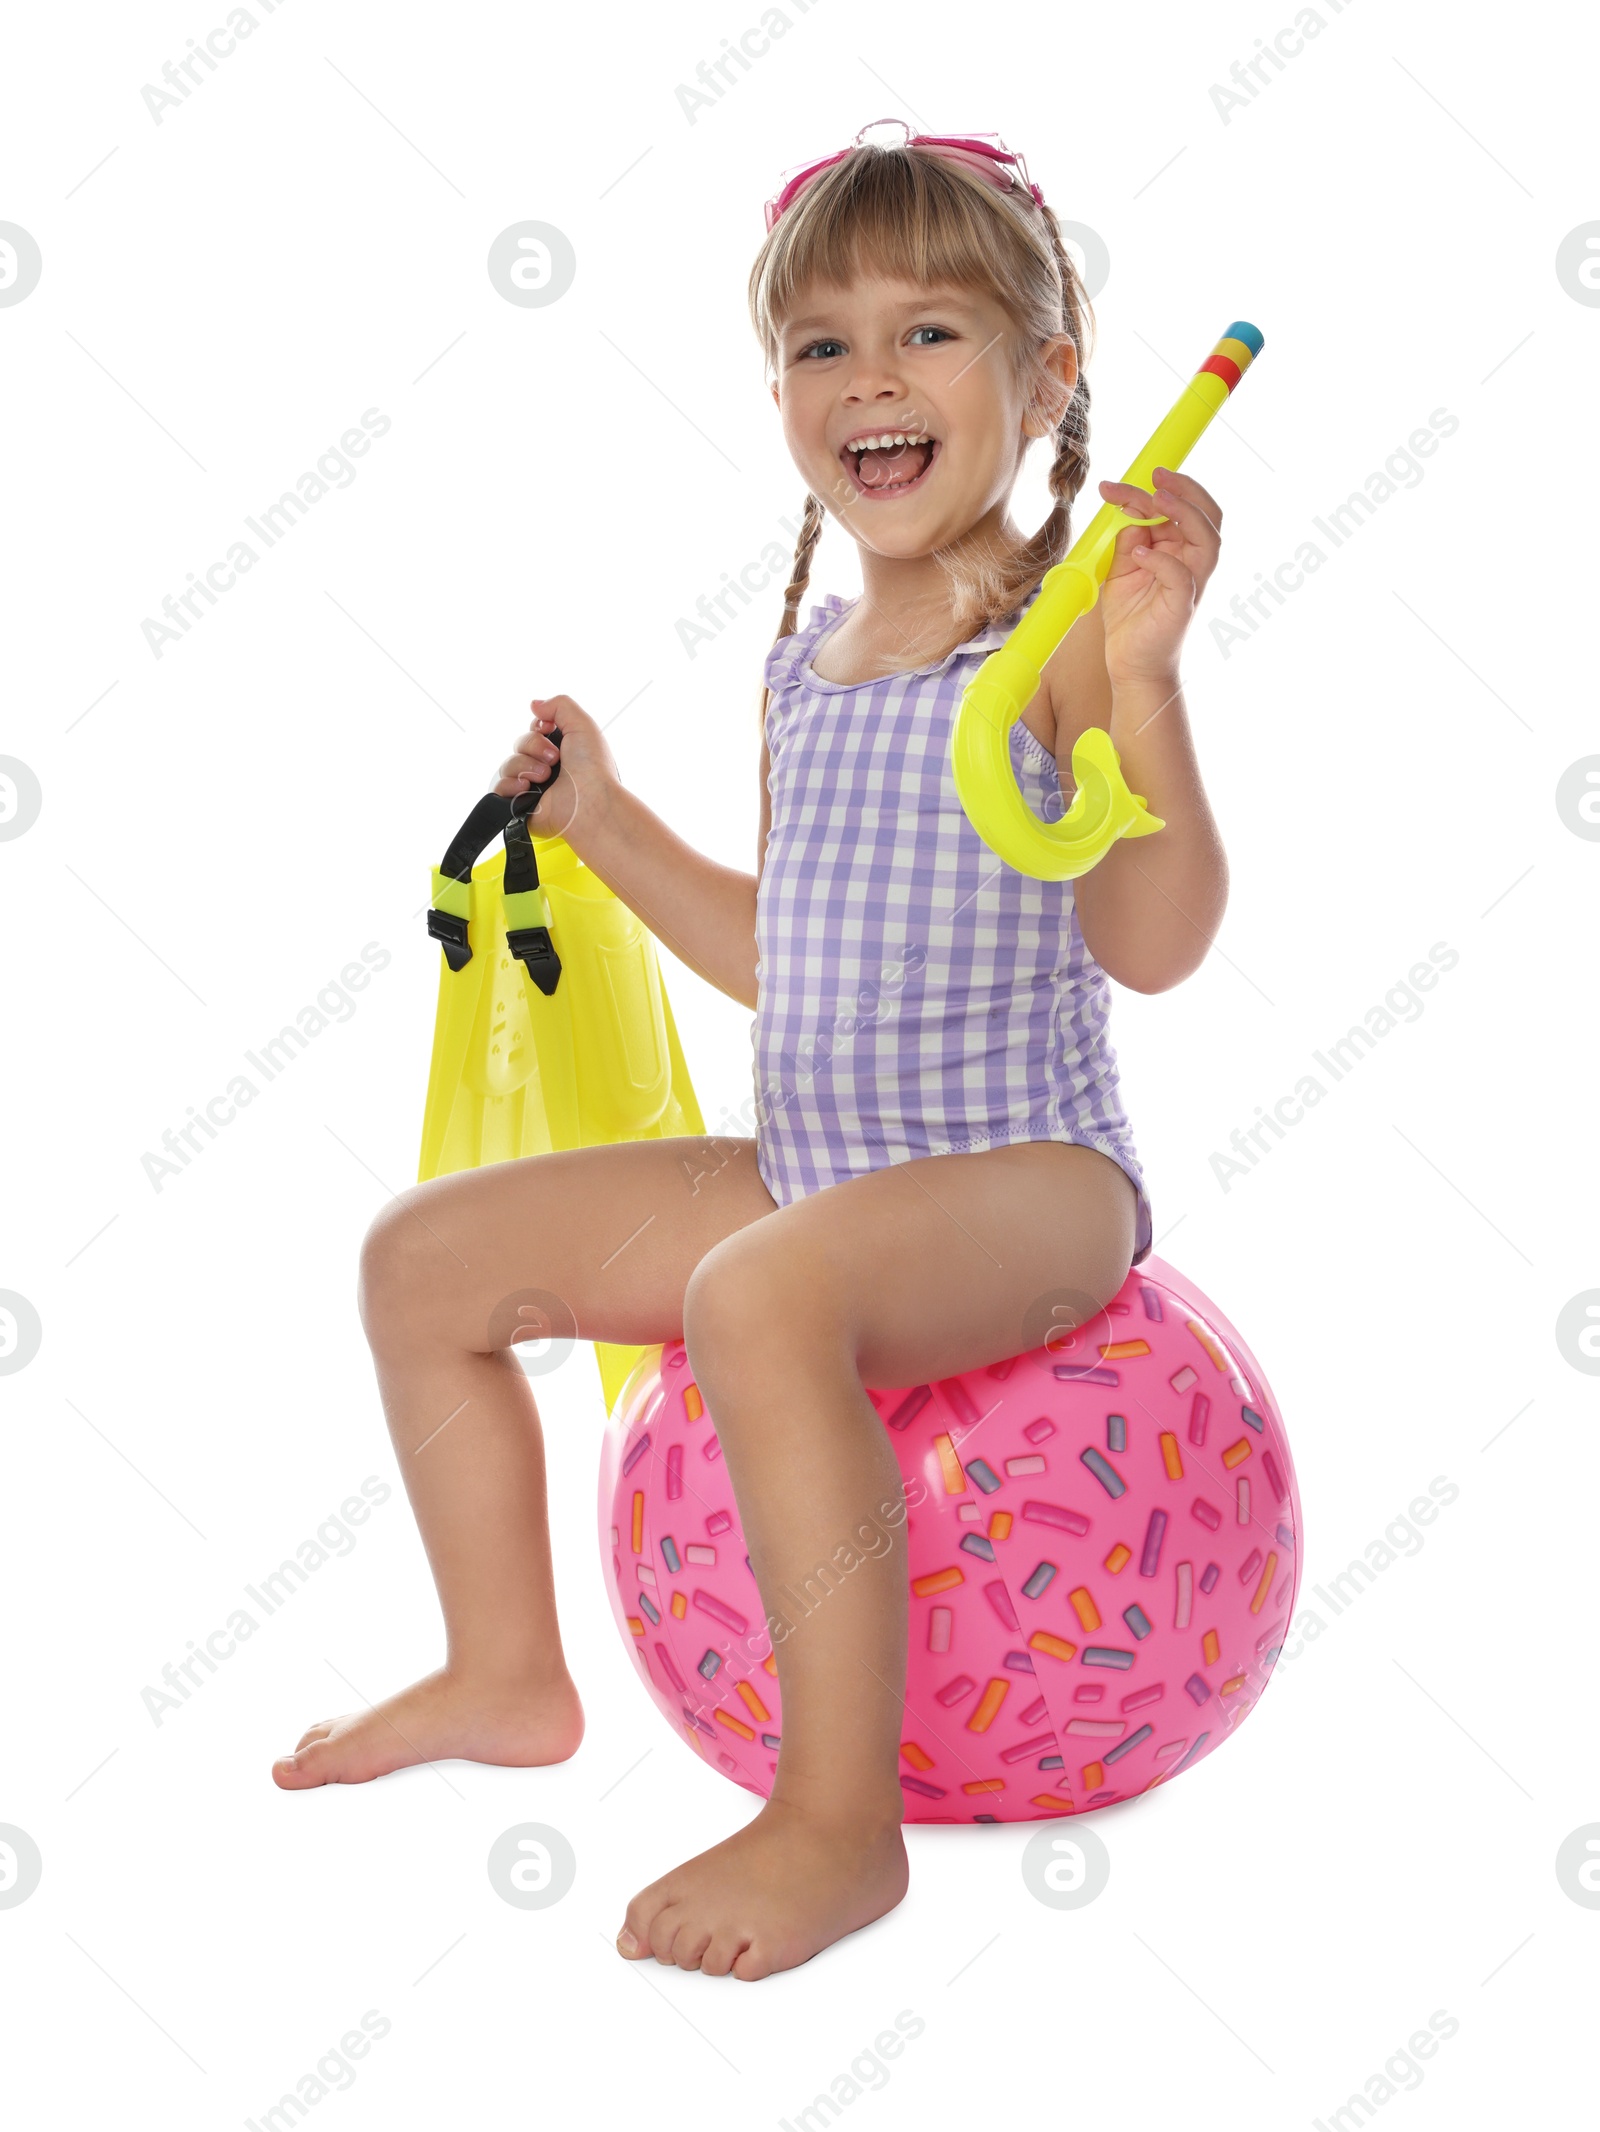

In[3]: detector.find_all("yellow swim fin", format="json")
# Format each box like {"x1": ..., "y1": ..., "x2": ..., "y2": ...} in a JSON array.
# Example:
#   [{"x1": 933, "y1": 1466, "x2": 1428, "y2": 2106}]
[{"x1": 418, "y1": 785, "x2": 705, "y2": 1415}]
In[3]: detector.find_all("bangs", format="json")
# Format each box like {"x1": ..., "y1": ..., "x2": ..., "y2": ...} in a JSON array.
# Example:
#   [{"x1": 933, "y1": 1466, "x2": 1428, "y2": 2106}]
[{"x1": 750, "y1": 148, "x2": 1050, "y2": 378}]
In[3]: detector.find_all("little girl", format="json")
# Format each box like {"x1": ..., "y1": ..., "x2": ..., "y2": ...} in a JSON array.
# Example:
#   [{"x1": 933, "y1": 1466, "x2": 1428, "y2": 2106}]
[{"x1": 273, "y1": 119, "x2": 1227, "y2": 1983}]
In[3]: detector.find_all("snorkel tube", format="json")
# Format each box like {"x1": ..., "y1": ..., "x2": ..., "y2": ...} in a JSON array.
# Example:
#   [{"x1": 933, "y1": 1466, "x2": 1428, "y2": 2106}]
[{"x1": 952, "y1": 321, "x2": 1263, "y2": 880}]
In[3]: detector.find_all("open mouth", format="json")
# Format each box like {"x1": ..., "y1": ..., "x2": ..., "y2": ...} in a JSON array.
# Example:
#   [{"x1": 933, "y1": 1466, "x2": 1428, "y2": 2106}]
[{"x1": 838, "y1": 435, "x2": 940, "y2": 500}]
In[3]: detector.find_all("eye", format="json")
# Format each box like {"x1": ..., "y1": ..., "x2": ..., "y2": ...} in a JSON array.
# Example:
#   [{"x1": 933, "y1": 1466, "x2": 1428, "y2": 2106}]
[
  {"x1": 908, "y1": 326, "x2": 954, "y2": 346},
  {"x1": 796, "y1": 338, "x2": 845, "y2": 361}
]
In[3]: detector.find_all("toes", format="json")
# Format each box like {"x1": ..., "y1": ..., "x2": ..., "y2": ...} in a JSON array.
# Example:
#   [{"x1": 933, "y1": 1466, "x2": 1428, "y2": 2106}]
[
  {"x1": 730, "y1": 1939, "x2": 774, "y2": 1982},
  {"x1": 667, "y1": 1919, "x2": 713, "y2": 1972},
  {"x1": 272, "y1": 1737, "x2": 338, "y2": 1790},
  {"x1": 617, "y1": 1881, "x2": 678, "y2": 1963},
  {"x1": 646, "y1": 1901, "x2": 689, "y2": 1965},
  {"x1": 293, "y1": 1720, "x2": 336, "y2": 1751},
  {"x1": 615, "y1": 1902, "x2": 658, "y2": 1961},
  {"x1": 699, "y1": 1933, "x2": 752, "y2": 1980}
]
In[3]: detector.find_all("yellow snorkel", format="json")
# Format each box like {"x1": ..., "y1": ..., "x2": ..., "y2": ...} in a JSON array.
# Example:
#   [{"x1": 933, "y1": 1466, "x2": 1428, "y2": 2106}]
[{"x1": 952, "y1": 321, "x2": 1264, "y2": 880}]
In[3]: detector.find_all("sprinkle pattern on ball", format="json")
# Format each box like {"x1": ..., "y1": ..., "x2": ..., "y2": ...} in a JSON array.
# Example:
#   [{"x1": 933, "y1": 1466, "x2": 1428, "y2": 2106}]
[{"x1": 597, "y1": 1254, "x2": 1303, "y2": 1823}]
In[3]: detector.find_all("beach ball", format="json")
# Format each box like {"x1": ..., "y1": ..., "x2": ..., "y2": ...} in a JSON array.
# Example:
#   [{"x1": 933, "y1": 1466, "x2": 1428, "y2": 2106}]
[{"x1": 597, "y1": 1254, "x2": 1302, "y2": 1823}]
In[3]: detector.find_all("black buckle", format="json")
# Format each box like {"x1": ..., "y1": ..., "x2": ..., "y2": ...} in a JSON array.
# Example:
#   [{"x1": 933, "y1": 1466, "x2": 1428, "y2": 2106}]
[
  {"x1": 426, "y1": 907, "x2": 472, "y2": 972},
  {"x1": 506, "y1": 924, "x2": 562, "y2": 997}
]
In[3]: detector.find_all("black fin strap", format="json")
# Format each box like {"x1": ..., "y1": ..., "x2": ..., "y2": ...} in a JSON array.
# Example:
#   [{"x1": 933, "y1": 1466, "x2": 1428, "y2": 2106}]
[
  {"x1": 429, "y1": 729, "x2": 565, "y2": 980},
  {"x1": 438, "y1": 792, "x2": 515, "y2": 882},
  {"x1": 502, "y1": 812, "x2": 562, "y2": 996}
]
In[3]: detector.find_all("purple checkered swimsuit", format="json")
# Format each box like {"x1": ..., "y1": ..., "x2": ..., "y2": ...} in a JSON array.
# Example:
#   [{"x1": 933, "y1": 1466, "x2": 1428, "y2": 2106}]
[{"x1": 752, "y1": 584, "x2": 1154, "y2": 1266}]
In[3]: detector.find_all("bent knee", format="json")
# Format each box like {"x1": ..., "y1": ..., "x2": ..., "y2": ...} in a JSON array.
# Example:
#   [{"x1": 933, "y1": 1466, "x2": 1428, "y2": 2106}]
[
  {"x1": 357, "y1": 1187, "x2": 457, "y2": 1340},
  {"x1": 681, "y1": 1227, "x2": 843, "y2": 1356}
]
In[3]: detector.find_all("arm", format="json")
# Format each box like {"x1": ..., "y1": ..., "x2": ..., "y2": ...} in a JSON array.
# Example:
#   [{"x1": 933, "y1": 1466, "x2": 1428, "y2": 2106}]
[
  {"x1": 1042, "y1": 597, "x2": 1228, "y2": 994},
  {"x1": 504, "y1": 693, "x2": 765, "y2": 1010},
  {"x1": 565, "y1": 776, "x2": 761, "y2": 1012},
  {"x1": 1043, "y1": 469, "x2": 1231, "y2": 992}
]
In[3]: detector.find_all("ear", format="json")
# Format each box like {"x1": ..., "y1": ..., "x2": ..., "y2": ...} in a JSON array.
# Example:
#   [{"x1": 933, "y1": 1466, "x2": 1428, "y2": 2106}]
[{"x1": 1023, "y1": 334, "x2": 1079, "y2": 438}]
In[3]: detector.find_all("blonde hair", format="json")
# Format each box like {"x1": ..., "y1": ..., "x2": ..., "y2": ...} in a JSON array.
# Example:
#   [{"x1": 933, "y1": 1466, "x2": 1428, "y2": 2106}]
[{"x1": 749, "y1": 139, "x2": 1096, "y2": 724}]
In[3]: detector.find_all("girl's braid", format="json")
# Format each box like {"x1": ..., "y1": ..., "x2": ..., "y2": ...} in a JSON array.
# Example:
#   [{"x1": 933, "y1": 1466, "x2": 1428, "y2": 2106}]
[
  {"x1": 1034, "y1": 209, "x2": 1093, "y2": 559},
  {"x1": 758, "y1": 489, "x2": 825, "y2": 730}
]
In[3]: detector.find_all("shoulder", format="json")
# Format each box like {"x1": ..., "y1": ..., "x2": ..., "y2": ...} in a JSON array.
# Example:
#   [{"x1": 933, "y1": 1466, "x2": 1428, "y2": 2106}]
[{"x1": 761, "y1": 594, "x2": 851, "y2": 695}]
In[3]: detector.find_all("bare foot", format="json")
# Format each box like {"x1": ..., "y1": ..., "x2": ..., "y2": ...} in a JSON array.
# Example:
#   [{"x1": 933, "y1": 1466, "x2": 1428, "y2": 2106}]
[
  {"x1": 271, "y1": 1666, "x2": 584, "y2": 1789},
  {"x1": 616, "y1": 1797, "x2": 909, "y2": 1980}
]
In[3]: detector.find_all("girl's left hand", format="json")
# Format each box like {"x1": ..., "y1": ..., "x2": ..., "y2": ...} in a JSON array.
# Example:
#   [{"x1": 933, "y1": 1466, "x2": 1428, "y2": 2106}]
[{"x1": 1095, "y1": 468, "x2": 1222, "y2": 688}]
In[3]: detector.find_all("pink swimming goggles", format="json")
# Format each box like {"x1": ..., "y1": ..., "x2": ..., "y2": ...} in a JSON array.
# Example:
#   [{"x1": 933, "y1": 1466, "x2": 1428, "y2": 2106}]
[{"x1": 764, "y1": 118, "x2": 1046, "y2": 232}]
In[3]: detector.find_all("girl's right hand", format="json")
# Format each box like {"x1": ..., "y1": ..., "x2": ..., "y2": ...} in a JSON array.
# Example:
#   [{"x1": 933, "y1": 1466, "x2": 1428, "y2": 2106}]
[{"x1": 494, "y1": 694, "x2": 620, "y2": 841}]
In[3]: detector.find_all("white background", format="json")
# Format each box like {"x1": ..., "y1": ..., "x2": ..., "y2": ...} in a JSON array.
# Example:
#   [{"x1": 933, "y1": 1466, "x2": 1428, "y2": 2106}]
[{"x1": 3, "y1": 0, "x2": 1597, "y2": 2124}]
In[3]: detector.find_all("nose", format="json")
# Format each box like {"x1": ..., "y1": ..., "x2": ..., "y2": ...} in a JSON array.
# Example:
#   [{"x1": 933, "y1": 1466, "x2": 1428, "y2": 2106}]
[{"x1": 842, "y1": 350, "x2": 911, "y2": 405}]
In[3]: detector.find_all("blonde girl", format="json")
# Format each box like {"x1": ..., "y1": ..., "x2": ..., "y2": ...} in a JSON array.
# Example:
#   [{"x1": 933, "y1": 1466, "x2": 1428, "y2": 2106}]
[{"x1": 274, "y1": 119, "x2": 1227, "y2": 1984}]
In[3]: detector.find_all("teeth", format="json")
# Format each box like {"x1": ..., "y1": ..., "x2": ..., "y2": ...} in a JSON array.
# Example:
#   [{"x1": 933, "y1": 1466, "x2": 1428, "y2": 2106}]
[{"x1": 845, "y1": 431, "x2": 932, "y2": 454}]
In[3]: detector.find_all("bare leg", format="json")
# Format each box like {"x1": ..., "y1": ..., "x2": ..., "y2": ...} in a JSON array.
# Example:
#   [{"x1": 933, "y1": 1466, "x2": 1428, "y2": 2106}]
[
  {"x1": 272, "y1": 1134, "x2": 776, "y2": 1788},
  {"x1": 617, "y1": 1140, "x2": 1138, "y2": 1979}
]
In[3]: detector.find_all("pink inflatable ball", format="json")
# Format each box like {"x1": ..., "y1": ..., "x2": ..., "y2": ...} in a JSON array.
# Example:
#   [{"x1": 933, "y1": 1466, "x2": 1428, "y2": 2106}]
[{"x1": 597, "y1": 1253, "x2": 1303, "y2": 1825}]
